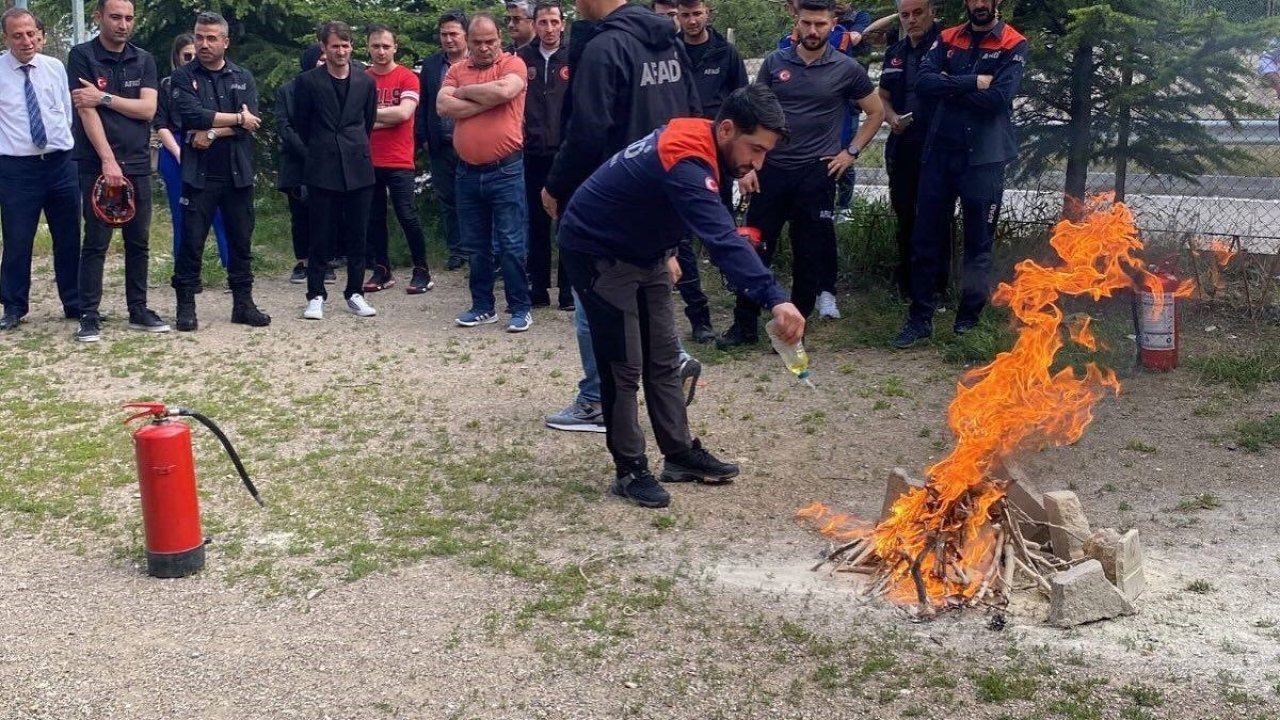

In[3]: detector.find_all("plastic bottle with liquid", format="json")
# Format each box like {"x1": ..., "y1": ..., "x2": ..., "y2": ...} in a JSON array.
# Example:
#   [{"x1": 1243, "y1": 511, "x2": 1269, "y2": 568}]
[{"x1": 765, "y1": 319, "x2": 814, "y2": 388}]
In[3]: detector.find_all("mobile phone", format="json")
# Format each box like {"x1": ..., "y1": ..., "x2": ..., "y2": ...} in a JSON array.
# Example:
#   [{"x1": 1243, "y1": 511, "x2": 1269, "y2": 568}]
[{"x1": 897, "y1": 112, "x2": 914, "y2": 128}]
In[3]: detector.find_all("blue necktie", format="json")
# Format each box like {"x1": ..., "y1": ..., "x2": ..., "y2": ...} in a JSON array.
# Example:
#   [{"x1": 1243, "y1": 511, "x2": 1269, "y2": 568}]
[{"x1": 20, "y1": 65, "x2": 48, "y2": 150}]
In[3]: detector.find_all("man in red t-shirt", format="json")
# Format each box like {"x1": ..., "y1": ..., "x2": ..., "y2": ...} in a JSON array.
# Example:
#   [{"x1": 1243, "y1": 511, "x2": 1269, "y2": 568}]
[{"x1": 363, "y1": 23, "x2": 433, "y2": 295}]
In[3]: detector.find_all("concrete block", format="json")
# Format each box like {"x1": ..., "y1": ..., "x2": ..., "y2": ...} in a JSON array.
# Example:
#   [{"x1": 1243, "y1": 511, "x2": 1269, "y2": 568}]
[
  {"x1": 881, "y1": 467, "x2": 924, "y2": 521},
  {"x1": 994, "y1": 459, "x2": 1049, "y2": 544},
  {"x1": 1047, "y1": 559, "x2": 1136, "y2": 628},
  {"x1": 1083, "y1": 528, "x2": 1122, "y2": 579},
  {"x1": 1114, "y1": 529, "x2": 1146, "y2": 600},
  {"x1": 1044, "y1": 490, "x2": 1091, "y2": 561}
]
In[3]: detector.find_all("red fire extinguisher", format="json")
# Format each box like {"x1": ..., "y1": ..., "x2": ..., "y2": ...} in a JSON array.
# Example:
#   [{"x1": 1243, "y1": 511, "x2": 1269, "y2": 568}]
[
  {"x1": 124, "y1": 402, "x2": 264, "y2": 578},
  {"x1": 1137, "y1": 269, "x2": 1180, "y2": 371}
]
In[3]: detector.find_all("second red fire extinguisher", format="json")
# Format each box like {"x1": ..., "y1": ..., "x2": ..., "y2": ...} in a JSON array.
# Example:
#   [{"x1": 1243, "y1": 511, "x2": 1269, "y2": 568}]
[
  {"x1": 1137, "y1": 269, "x2": 1181, "y2": 371},
  {"x1": 124, "y1": 402, "x2": 264, "y2": 578}
]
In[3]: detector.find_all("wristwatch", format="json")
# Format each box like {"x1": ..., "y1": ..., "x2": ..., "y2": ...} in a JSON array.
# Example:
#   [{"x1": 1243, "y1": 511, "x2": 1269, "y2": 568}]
[
  {"x1": 205, "y1": 129, "x2": 217, "y2": 142},
  {"x1": 846, "y1": 143, "x2": 861, "y2": 160},
  {"x1": 99, "y1": 93, "x2": 114, "y2": 107}
]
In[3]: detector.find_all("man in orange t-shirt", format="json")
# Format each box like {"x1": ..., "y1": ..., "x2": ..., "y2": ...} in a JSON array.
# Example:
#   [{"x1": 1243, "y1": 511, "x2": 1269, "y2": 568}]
[
  {"x1": 438, "y1": 13, "x2": 532, "y2": 332},
  {"x1": 363, "y1": 23, "x2": 433, "y2": 295}
]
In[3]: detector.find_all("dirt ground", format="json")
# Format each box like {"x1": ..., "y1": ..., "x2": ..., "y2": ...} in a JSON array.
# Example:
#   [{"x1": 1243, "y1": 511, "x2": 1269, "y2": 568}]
[{"x1": 1, "y1": 256, "x2": 1278, "y2": 720}]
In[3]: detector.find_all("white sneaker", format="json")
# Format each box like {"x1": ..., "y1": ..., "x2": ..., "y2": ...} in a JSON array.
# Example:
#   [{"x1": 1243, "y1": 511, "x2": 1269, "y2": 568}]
[
  {"x1": 817, "y1": 291, "x2": 841, "y2": 319},
  {"x1": 303, "y1": 297, "x2": 325, "y2": 320},
  {"x1": 346, "y1": 293, "x2": 377, "y2": 317}
]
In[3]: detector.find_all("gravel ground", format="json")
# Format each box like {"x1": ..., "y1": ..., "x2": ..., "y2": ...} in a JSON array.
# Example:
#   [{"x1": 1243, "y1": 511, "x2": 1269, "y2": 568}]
[{"x1": 2, "y1": 258, "x2": 1278, "y2": 719}]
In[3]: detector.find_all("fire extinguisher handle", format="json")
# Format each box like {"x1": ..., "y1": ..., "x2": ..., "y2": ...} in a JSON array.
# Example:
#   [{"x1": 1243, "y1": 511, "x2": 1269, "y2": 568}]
[
  {"x1": 122, "y1": 401, "x2": 171, "y2": 426},
  {"x1": 176, "y1": 408, "x2": 266, "y2": 508}
]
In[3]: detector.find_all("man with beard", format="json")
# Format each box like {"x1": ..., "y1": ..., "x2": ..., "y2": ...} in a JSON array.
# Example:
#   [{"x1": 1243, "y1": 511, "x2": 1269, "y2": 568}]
[
  {"x1": 558, "y1": 84, "x2": 804, "y2": 509},
  {"x1": 879, "y1": 0, "x2": 942, "y2": 300},
  {"x1": 892, "y1": 0, "x2": 1027, "y2": 349},
  {"x1": 718, "y1": 0, "x2": 883, "y2": 349}
]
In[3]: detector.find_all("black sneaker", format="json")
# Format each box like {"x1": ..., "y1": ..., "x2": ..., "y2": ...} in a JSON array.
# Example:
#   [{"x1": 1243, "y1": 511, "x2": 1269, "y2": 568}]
[
  {"x1": 678, "y1": 355, "x2": 702, "y2": 407},
  {"x1": 660, "y1": 439, "x2": 739, "y2": 485},
  {"x1": 128, "y1": 308, "x2": 171, "y2": 333},
  {"x1": 446, "y1": 255, "x2": 467, "y2": 271},
  {"x1": 892, "y1": 322, "x2": 932, "y2": 349},
  {"x1": 558, "y1": 291, "x2": 575, "y2": 311},
  {"x1": 530, "y1": 289, "x2": 551, "y2": 308},
  {"x1": 953, "y1": 318, "x2": 979, "y2": 336},
  {"x1": 0, "y1": 314, "x2": 19, "y2": 331},
  {"x1": 406, "y1": 266, "x2": 434, "y2": 294},
  {"x1": 76, "y1": 315, "x2": 101, "y2": 343},
  {"x1": 611, "y1": 469, "x2": 671, "y2": 508},
  {"x1": 363, "y1": 265, "x2": 395, "y2": 293},
  {"x1": 289, "y1": 262, "x2": 307, "y2": 284},
  {"x1": 691, "y1": 323, "x2": 716, "y2": 344},
  {"x1": 716, "y1": 322, "x2": 758, "y2": 350}
]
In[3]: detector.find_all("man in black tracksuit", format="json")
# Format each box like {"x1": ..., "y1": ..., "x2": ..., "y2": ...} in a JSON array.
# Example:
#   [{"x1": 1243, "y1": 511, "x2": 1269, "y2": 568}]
[
  {"x1": 539, "y1": 0, "x2": 701, "y2": 436},
  {"x1": 878, "y1": 0, "x2": 941, "y2": 299},
  {"x1": 674, "y1": 0, "x2": 747, "y2": 343},
  {"x1": 517, "y1": 2, "x2": 571, "y2": 310},
  {"x1": 169, "y1": 12, "x2": 270, "y2": 331}
]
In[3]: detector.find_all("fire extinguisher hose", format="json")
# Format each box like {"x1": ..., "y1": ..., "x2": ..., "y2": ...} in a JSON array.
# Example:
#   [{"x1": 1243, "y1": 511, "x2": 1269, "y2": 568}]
[{"x1": 177, "y1": 409, "x2": 266, "y2": 508}]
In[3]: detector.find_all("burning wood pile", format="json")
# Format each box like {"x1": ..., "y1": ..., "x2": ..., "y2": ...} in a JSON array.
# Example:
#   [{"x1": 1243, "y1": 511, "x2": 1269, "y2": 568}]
[{"x1": 799, "y1": 200, "x2": 1172, "y2": 624}]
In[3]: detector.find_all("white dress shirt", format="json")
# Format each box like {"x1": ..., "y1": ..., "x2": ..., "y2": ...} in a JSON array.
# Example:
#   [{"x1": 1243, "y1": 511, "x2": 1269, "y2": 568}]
[{"x1": 0, "y1": 52, "x2": 75, "y2": 156}]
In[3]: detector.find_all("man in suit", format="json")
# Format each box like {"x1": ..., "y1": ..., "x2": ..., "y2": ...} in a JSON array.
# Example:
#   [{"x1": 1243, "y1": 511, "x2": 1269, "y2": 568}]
[
  {"x1": 168, "y1": 11, "x2": 270, "y2": 332},
  {"x1": 0, "y1": 8, "x2": 81, "y2": 332},
  {"x1": 294, "y1": 20, "x2": 379, "y2": 321},
  {"x1": 417, "y1": 10, "x2": 469, "y2": 270}
]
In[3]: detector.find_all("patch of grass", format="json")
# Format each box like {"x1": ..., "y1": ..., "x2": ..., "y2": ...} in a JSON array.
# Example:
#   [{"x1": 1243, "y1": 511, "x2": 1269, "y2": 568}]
[
  {"x1": 974, "y1": 667, "x2": 1039, "y2": 702},
  {"x1": 1124, "y1": 440, "x2": 1157, "y2": 453},
  {"x1": 1121, "y1": 683, "x2": 1165, "y2": 707},
  {"x1": 1186, "y1": 579, "x2": 1215, "y2": 593},
  {"x1": 1235, "y1": 414, "x2": 1280, "y2": 452},
  {"x1": 1175, "y1": 493, "x2": 1221, "y2": 512},
  {"x1": 1187, "y1": 348, "x2": 1280, "y2": 392}
]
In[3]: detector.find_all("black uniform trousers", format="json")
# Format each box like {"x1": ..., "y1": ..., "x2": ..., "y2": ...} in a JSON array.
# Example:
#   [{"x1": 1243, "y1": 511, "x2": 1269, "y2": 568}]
[
  {"x1": 907, "y1": 149, "x2": 1005, "y2": 329},
  {"x1": 887, "y1": 134, "x2": 949, "y2": 299},
  {"x1": 172, "y1": 180, "x2": 255, "y2": 293},
  {"x1": 78, "y1": 172, "x2": 152, "y2": 318},
  {"x1": 732, "y1": 159, "x2": 836, "y2": 333},
  {"x1": 523, "y1": 152, "x2": 570, "y2": 306}
]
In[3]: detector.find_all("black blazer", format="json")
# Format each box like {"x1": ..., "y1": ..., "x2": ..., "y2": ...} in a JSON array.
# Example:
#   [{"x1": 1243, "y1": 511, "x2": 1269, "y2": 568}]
[
  {"x1": 274, "y1": 78, "x2": 306, "y2": 190},
  {"x1": 415, "y1": 52, "x2": 452, "y2": 154},
  {"x1": 293, "y1": 66, "x2": 377, "y2": 192}
]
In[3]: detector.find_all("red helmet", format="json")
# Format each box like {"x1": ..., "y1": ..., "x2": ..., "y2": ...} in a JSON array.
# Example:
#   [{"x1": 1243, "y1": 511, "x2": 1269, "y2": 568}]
[{"x1": 91, "y1": 175, "x2": 137, "y2": 227}]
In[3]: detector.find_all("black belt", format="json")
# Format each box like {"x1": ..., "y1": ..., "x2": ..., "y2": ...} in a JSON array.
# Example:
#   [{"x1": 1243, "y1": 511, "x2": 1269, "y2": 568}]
[
  {"x1": 460, "y1": 150, "x2": 522, "y2": 172},
  {"x1": 1, "y1": 148, "x2": 71, "y2": 162}
]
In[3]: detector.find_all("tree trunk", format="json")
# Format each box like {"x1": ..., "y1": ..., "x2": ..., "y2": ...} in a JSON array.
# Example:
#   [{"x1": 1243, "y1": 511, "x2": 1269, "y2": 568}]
[
  {"x1": 1114, "y1": 47, "x2": 1135, "y2": 202},
  {"x1": 1062, "y1": 40, "x2": 1094, "y2": 219}
]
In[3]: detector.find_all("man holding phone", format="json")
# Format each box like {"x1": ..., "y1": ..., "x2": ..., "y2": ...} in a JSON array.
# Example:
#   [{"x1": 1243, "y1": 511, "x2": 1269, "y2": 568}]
[{"x1": 878, "y1": 0, "x2": 939, "y2": 299}]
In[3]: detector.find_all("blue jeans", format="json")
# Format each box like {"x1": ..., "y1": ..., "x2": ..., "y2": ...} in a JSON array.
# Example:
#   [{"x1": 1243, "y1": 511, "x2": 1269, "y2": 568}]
[
  {"x1": 158, "y1": 147, "x2": 228, "y2": 268},
  {"x1": 456, "y1": 154, "x2": 531, "y2": 316}
]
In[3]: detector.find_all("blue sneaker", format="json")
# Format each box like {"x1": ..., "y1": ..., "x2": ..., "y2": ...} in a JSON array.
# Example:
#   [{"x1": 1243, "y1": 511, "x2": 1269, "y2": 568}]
[
  {"x1": 455, "y1": 308, "x2": 498, "y2": 327},
  {"x1": 508, "y1": 312, "x2": 533, "y2": 333},
  {"x1": 892, "y1": 322, "x2": 932, "y2": 349}
]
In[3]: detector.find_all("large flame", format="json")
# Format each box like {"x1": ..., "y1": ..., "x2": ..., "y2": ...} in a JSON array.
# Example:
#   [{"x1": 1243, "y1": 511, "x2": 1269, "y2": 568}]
[{"x1": 800, "y1": 200, "x2": 1175, "y2": 608}]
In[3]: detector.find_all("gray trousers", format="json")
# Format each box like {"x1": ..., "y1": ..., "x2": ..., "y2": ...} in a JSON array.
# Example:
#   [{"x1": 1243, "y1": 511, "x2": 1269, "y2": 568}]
[{"x1": 561, "y1": 247, "x2": 693, "y2": 474}]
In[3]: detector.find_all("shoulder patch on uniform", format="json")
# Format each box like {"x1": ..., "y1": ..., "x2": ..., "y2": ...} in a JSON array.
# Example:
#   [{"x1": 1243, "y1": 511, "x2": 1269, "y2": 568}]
[{"x1": 705, "y1": 175, "x2": 718, "y2": 193}]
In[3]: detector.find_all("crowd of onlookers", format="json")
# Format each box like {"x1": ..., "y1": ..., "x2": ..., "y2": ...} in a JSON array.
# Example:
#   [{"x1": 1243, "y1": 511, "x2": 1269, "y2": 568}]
[{"x1": 1, "y1": 0, "x2": 1026, "y2": 506}]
